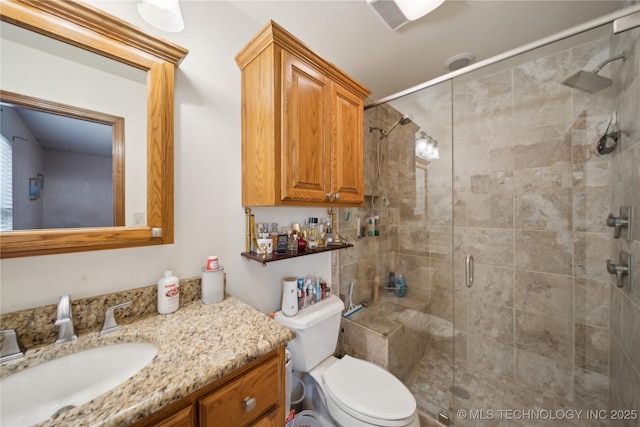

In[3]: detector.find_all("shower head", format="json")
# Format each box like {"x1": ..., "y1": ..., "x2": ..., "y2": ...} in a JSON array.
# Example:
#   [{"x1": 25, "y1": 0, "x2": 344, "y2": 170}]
[
  {"x1": 370, "y1": 115, "x2": 412, "y2": 139},
  {"x1": 399, "y1": 116, "x2": 412, "y2": 126},
  {"x1": 562, "y1": 70, "x2": 612, "y2": 94},
  {"x1": 562, "y1": 53, "x2": 626, "y2": 94}
]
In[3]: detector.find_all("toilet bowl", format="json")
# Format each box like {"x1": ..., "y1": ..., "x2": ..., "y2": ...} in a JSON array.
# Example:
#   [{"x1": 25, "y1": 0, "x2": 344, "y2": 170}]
[
  {"x1": 310, "y1": 356, "x2": 419, "y2": 427},
  {"x1": 275, "y1": 295, "x2": 419, "y2": 427}
]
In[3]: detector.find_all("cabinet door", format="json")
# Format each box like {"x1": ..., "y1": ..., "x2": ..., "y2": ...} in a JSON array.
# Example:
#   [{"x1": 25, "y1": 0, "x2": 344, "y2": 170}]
[
  {"x1": 250, "y1": 409, "x2": 280, "y2": 427},
  {"x1": 134, "y1": 404, "x2": 196, "y2": 427},
  {"x1": 331, "y1": 83, "x2": 364, "y2": 204},
  {"x1": 199, "y1": 356, "x2": 279, "y2": 427},
  {"x1": 152, "y1": 406, "x2": 195, "y2": 427},
  {"x1": 281, "y1": 51, "x2": 332, "y2": 203}
]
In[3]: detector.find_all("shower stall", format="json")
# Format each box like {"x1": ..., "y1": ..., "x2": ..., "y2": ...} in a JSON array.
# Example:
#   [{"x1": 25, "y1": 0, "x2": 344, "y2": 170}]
[{"x1": 336, "y1": 4, "x2": 639, "y2": 425}]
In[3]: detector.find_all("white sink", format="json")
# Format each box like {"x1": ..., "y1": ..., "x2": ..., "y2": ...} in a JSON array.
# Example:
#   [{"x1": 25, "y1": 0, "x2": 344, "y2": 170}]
[{"x1": 1, "y1": 342, "x2": 158, "y2": 426}]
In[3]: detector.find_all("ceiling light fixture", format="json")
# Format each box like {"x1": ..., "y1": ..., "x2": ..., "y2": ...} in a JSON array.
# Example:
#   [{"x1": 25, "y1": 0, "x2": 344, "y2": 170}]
[
  {"x1": 415, "y1": 131, "x2": 440, "y2": 160},
  {"x1": 137, "y1": 0, "x2": 184, "y2": 33},
  {"x1": 367, "y1": 0, "x2": 445, "y2": 31},
  {"x1": 395, "y1": 0, "x2": 446, "y2": 20}
]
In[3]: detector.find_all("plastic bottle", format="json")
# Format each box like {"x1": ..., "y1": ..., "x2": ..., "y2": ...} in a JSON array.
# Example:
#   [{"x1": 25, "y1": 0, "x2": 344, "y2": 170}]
[
  {"x1": 367, "y1": 215, "x2": 375, "y2": 237},
  {"x1": 373, "y1": 275, "x2": 381, "y2": 302},
  {"x1": 395, "y1": 274, "x2": 406, "y2": 297},
  {"x1": 157, "y1": 270, "x2": 180, "y2": 314}
]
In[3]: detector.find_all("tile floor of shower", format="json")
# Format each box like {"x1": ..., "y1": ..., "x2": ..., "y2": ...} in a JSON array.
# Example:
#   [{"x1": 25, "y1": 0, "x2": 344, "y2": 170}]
[
  {"x1": 341, "y1": 295, "x2": 610, "y2": 427},
  {"x1": 406, "y1": 347, "x2": 609, "y2": 427}
]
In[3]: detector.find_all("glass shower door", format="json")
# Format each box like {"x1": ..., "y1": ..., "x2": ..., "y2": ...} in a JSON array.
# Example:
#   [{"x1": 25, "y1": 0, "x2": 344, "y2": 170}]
[
  {"x1": 450, "y1": 17, "x2": 639, "y2": 426},
  {"x1": 385, "y1": 80, "x2": 455, "y2": 423}
]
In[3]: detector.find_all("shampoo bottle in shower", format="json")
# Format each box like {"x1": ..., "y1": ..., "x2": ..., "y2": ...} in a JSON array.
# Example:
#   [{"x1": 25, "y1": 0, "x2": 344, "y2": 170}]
[
  {"x1": 395, "y1": 274, "x2": 406, "y2": 297},
  {"x1": 373, "y1": 275, "x2": 381, "y2": 302}
]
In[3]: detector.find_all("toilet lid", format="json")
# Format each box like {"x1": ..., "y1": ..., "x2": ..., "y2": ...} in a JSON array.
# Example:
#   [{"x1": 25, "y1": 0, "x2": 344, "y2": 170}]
[{"x1": 322, "y1": 355, "x2": 416, "y2": 422}]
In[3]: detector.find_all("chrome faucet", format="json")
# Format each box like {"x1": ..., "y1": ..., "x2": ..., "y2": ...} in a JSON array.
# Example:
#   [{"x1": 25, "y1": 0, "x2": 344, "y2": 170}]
[
  {"x1": 100, "y1": 301, "x2": 132, "y2": 335},
  {"x1": 55, "y1": 295, "x2": 77, "y2": 344},
  {"x1": 0, "y1": 329, "x2": 26, "y2": 363}
]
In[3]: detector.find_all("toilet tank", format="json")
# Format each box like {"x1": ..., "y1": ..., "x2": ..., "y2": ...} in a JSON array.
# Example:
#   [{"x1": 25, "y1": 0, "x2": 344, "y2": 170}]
[{"x1": 275, "y1": 295, "x2": 344, "y2": 372}]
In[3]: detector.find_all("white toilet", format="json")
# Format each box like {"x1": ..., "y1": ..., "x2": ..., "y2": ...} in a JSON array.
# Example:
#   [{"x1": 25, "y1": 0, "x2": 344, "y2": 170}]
[{"x1": 275, "y1": 294, "x2": 420, "y2": 427}]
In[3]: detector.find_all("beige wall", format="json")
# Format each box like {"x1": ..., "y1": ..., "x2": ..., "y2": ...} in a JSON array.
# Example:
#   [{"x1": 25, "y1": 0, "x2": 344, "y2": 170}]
[{"x1": 0, "y1": 1, "x2": 331, "y2": 315}]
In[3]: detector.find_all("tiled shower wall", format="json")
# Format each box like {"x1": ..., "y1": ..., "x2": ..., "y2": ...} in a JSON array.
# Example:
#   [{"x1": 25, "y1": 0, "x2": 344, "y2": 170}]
[
  {"x1": 608, "y1": 18, "x2": 640, "y2": 424},
  {"x1": 450, "y1": 30, "x2": 636, "y2": 408},
  {"x1": 336, "y1": 9, "x2": 639, "y2": 419},
  {"x1": 334, "y1": 92, "x2": 454, "y2": 380}
]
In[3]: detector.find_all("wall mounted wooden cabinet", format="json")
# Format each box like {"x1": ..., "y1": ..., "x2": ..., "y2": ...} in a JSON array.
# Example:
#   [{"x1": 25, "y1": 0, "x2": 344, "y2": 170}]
[{"x1": 235, "y1": 21, "x2": 371, "y2": 207}]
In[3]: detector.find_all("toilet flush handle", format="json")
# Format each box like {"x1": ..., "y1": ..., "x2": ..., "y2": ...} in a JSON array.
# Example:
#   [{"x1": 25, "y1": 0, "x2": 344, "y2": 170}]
[{"x1": 244, "y1": 396, "x2": 256, "y2": 413}]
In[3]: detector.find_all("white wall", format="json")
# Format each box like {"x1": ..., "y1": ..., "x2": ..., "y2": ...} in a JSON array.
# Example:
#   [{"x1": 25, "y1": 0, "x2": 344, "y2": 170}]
[
  {"x1": 0, "y1": 1, "x2": 331, "y2": 314},
  {"x1": 1, "y1": 107, "x2": 43, "y2": 230}
]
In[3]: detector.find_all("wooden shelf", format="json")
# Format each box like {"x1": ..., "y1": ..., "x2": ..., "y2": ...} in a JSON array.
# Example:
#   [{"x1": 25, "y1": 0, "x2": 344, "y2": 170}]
[{"x1": 241, "y1": 243, "x2": 353, "y2": 266}]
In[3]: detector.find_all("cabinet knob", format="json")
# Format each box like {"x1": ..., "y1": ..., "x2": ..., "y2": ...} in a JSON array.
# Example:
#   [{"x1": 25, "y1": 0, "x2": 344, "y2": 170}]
[
  {"x1": 326, "y1": 192, "x2": 334, "y2": 200},
  {"x1": 334, "y1": 193, "x2": 340, "y2": 200},
  {"x1": 244, "y1": 396, "x2": 256, "y2": 413}
]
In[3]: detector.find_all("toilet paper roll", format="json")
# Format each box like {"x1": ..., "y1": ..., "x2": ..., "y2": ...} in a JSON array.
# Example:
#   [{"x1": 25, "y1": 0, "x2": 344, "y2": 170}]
[{"x1": 202, "y1": 267, "x2": 224, "y2": 304}]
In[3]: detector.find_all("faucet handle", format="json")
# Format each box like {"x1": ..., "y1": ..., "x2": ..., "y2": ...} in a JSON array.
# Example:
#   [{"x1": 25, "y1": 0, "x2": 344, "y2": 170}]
[
  {"x1": 100, "y1": 301, "x2": 132, "y2": 335},
  {"x1": 606, "y1": 207, "x2": 633, "y2": 241},
  {"x1": 1, "y1": 329, "x2": 26, "y2": 363}
]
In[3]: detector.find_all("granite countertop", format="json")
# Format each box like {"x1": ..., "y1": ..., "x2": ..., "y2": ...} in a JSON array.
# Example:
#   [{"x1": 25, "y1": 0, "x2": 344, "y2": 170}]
[{"x1": 1, "y1": 297, "x2": 295, "y2": 427}]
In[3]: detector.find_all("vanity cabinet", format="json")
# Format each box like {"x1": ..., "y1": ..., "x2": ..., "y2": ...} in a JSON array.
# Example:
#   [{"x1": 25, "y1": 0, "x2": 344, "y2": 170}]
[
  {"x1": 235, "y1": 21, "x2": 371, "y2": 207},
  {"x1": 132, "y1": 347, "x2": 285, "y2": 427}
]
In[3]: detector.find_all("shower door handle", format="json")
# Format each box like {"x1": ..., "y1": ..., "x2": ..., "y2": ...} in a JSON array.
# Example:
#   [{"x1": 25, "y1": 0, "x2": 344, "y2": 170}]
[{"x1": 465, "y1": 255, "x2": 474, "y2": 288}]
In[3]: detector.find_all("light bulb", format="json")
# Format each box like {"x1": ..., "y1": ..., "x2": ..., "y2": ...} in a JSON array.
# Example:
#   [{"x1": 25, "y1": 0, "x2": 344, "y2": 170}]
[
  {"x1": 395, "y1": 0, "x2": 445, "y2": 21},
  {"x1": 137, "y1": 0, "x2": 184, "y2": 33}
]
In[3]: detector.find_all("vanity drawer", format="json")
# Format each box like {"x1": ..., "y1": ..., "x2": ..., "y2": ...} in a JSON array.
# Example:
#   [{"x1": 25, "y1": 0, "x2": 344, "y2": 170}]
[{"x1": 198, "y1": 355, "x2": 279, "y2": 426}]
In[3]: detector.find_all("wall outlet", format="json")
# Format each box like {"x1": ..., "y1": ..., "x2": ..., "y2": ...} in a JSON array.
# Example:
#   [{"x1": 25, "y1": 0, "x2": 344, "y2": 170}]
[{"x1": 133, "y1": 212, "x2": 145, "y2": 225}]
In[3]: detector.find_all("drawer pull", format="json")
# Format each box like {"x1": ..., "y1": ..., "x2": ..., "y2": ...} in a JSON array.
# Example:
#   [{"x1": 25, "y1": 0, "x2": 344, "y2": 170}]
[{"x1": 244, "y1": 396, "x2": 256, "y2": 413}]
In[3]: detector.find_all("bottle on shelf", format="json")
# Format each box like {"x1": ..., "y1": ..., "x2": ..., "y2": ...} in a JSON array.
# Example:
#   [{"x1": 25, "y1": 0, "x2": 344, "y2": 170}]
[
  {"x1": 395, "y1": 274, "x2": 406, "y2": 297},
  {"x1": 367, "y1": 215, "x2": 375, "y2": 237},
  {"x1": 372, "y1": 275, "x2": 381, "y2": 302},
  {"x1": 308, "y1": 217, "x2": 319, "y2": 249},
  {"x1": 326, "y1": 216, "x2": 334, "y2": 246}
]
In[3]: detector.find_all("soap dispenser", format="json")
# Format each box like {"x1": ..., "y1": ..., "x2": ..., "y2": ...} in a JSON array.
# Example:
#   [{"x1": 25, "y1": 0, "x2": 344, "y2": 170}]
[{"x1": 158, "y1": 270, "x2": 180, "y2": 314}]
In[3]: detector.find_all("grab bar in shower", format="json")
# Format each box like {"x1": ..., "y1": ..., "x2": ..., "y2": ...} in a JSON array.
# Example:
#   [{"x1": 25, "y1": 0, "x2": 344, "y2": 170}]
[{"x1": 465, "y1": 255, "x2": 474, "y2": 288}]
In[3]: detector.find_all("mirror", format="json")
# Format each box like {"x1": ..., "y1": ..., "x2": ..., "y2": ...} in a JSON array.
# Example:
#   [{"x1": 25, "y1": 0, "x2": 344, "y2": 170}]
[
  {"x1": 1, "y1": 16, "x2": 147, "y2": 230},
  {"x1": 0, "y1": 0, "x2": 188, "y2": 258},
  {"x1": 1, "y1": 90, "x2": 126, "y2": 229}
]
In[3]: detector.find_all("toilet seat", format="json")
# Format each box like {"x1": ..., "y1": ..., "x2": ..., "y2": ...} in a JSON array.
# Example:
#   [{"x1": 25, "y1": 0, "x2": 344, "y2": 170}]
[{"x1": 322, "y1": 355, "x2": 417, "y2": 426}]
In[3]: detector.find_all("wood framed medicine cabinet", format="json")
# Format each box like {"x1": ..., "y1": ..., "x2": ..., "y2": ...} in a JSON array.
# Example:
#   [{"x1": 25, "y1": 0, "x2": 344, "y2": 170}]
[{"x1": 0, "y1": 0, "x2": 188, "y2": 258}]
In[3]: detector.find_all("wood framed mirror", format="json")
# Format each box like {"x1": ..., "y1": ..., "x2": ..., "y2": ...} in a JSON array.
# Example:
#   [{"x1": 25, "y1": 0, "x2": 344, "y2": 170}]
[{"x1": 0, "y1": 0, "x2": 188, "y2": 258}]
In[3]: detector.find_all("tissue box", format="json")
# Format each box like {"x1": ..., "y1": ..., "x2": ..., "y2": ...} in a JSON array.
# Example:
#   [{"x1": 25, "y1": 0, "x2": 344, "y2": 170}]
[{"x1": 201, "y1": 267, "x2": 224, "y2": 304}]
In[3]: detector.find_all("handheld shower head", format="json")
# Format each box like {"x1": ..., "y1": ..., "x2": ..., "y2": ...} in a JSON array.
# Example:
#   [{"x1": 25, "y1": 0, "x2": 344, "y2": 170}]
[
  {"x1": 562, "y1": 53, "x2": 626, "y2": 94},
  {"x1": 370, "y1": 115, "x2": 412, "y2": 138}
]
